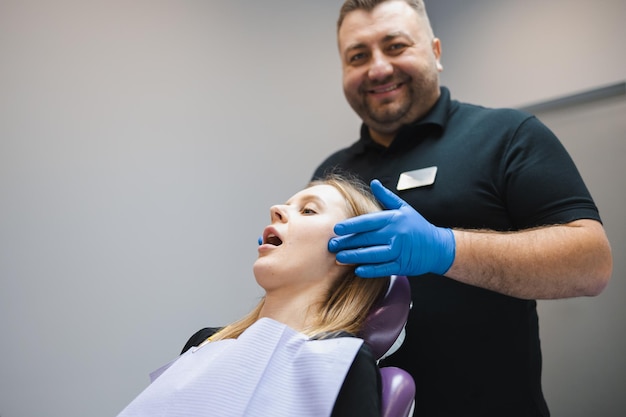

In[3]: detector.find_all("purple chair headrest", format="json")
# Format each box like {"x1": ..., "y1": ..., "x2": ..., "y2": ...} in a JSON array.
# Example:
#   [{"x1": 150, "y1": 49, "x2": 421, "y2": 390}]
[
  {"x1": 380, "y1": 367, "x2": 416, "y2": 417},
  {"x1": 359, "y1": 275, "x2": 411, "y2": 360}
]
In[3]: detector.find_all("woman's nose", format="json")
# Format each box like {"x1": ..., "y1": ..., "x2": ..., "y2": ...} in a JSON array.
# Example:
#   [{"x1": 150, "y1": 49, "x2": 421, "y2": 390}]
[{"x1": 270, "y1": 205, "x2": 287, "y2": 223}]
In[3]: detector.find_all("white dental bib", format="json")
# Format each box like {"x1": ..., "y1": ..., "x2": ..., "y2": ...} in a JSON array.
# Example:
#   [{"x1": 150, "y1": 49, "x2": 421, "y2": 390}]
[{"x1": 117, "y1": 318, "x2": 364, "y2": 417}]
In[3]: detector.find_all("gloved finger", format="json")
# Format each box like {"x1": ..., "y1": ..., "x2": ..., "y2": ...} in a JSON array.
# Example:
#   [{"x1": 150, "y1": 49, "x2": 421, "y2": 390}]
[
  {"x1": 333, "y1": 209, "x2": 394, "y2": 235},
  {"x1": 329, "y1": 229, "x2": 396, "y2": 252},
  {"x1": 355, "y1": 262, "x2": 400, "y2": 278},
  {"x1": 335, "y1": 244, "x2": 398, "y2": 265},
  {"x1": 370, "y1": 179, "x2": 408, "y2": 211},
  {"x1": 258, "y1": 235, "x2": 263, "y2": 245}
]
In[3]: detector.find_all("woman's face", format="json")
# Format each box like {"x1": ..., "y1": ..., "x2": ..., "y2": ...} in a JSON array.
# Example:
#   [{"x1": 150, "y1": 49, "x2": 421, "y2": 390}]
[{"x1": 254, "y1": 184, "x2": 351, "y2": 294}]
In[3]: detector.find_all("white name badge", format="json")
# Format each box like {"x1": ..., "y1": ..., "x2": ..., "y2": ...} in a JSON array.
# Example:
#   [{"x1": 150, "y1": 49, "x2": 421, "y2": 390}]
[{"x1": 396, "y1": 166, "x2": 438, "y2": 191}]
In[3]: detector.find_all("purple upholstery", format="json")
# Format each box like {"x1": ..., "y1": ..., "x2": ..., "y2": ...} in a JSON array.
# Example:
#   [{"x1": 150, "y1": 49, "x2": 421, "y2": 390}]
[
  {"x1": 359, "y1": 276, "x2": 415, "y2": 417},
  {"x1": 359, "y1": 275, "x2": 412, "y2": 360},
  {"x1": 380, "y1": 367, "x2": 416, "y2": 417}
]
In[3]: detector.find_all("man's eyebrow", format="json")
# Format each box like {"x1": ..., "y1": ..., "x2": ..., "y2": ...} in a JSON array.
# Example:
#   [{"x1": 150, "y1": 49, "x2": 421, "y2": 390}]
[
  {"x1": 344, "y1": 42, "x2": 367, "y2": 54},
  {"x1": 343, "y1": 31, "x2": 413, "y2": 53},
  {"x1": 383, "y1": 31, "x2": 413, "y2": 42}
]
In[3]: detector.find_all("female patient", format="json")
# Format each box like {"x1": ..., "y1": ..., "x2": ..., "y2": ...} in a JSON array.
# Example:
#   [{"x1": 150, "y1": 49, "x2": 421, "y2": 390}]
[{"x1": 117, "y1": 174, "x2": 388, "y2": 417}]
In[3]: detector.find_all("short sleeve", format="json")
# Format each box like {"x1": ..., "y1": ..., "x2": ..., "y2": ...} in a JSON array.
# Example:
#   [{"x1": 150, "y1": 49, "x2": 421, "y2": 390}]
[{"x1": 501, "y1": 115, "x2": 600, "y2": 228}]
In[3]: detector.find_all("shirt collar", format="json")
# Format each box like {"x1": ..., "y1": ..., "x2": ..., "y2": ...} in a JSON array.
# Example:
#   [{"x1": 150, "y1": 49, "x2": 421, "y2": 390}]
[{"x1": 348, "y1": 86, "x2": 451, "y2": 155}]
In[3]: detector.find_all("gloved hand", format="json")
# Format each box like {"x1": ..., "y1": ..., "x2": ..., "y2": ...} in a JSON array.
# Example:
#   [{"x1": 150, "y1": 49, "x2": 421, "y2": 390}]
[{"x1": 328, "y1": 179, "x2": 455, "y2": 278}]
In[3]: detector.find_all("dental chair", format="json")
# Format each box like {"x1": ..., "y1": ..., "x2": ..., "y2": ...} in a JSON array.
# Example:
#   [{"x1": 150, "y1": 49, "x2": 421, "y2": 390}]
[{"x1": 359, "y1": 275, "x2": 415, "y2": 417}]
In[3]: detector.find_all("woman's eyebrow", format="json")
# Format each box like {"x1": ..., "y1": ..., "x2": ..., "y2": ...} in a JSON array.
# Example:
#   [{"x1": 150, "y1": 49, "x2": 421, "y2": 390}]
[{"x1": 285, "y1": 194, "x2": 327, "y2": 207}]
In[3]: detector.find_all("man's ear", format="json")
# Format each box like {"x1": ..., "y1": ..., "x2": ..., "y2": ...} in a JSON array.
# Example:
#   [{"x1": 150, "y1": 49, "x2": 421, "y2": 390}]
[{"x1": 433, "y1": 38, "x2": 443, "y2": 71}]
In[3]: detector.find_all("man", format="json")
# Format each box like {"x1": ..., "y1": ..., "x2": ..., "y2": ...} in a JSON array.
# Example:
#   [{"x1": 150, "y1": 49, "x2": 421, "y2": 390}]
[{"x1": 312, "y1": 1, "x2": 613, "y2": 416}]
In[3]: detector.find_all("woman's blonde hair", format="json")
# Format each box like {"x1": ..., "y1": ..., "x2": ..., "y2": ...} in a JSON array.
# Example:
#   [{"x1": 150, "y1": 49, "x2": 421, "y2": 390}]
[{"x1": 209, "y1": 173, "x2": 389, "y2": 341}]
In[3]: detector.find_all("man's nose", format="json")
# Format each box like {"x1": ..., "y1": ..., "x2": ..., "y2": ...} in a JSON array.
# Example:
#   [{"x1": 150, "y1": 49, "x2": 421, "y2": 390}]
[{"x1": 368, "y1": 50, "x2": 393, "y2": 80}]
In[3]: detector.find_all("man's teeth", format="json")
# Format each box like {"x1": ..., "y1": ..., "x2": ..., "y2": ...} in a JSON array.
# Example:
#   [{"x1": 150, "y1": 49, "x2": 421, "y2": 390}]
[{"x1": 373, "y1": 84, "x2": 398, "y2": 93}]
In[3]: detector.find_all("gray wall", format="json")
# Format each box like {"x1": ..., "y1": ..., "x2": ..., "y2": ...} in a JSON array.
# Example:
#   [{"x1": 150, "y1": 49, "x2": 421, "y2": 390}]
[
  {"x1": 0, "y1": 1, "x2": 624, "y2": 416},
  {"x1": 534, "y1": 95, "x2": 626, "y2": 416}
]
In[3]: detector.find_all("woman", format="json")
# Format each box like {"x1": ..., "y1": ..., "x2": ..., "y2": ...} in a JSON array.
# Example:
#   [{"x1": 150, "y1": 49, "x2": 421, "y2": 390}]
[{"x1": 118, "y1": 174, "x2": 388, "y2": 417}]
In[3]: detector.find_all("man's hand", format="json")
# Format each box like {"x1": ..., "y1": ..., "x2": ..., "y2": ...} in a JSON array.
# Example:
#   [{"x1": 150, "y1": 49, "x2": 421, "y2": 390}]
[{"x1": 328, "y1": 179, "x2": 456, "y2": 278}]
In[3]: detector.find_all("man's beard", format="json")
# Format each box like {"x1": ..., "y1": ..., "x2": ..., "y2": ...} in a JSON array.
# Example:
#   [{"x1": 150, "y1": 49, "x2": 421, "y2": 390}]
[
  {"x1": 357, "y1": 80, "x2": 415, "y2": 133},
  {"x1": 350, "y1": 74, "x2": 436, "y2": 133},
  {"x1": 364, "y1": 88, "x2": 413, "y2": 125}
]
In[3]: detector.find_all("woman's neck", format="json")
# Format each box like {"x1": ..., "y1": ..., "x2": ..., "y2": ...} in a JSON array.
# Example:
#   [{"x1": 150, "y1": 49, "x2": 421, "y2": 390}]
[{"x1": 258, "y1": 291, "x2": 322, "y2": 332}]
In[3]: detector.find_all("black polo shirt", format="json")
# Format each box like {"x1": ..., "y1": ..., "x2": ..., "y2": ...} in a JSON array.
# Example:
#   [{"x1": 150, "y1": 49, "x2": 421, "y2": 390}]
[{"x1": 313, "y1": 87, "x2": 600, "y2": 416}]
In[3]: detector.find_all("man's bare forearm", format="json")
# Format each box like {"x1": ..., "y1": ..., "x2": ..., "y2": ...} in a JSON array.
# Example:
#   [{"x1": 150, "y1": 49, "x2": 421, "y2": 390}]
[{"x1": 446, "y1": 219, "x2": 612, "y2": 300}]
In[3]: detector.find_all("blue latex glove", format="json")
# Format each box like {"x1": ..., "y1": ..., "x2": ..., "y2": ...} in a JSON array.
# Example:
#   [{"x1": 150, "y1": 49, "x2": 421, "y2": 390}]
[{"x1": 328, "y1": 179, "x2": 455, "y2": 278}]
